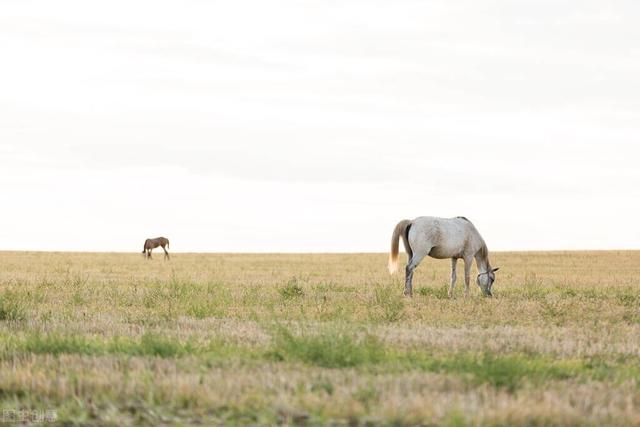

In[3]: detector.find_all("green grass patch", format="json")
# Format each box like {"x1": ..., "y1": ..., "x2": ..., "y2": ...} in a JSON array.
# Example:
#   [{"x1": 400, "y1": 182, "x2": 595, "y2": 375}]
[
  {"x1": 267, "y1": 325, "x2": 385, "y2": 368},
  {"x1": 405, "y1": 352, "x2": 578, "y2": 392},
  {"x1": 23, "y1": 334, "x2": 105, "y2": 356},
  {"x1": 3, "y1": 333, "x2": 237, "y2": 360},
  {"x1": 417, "y1": 285, "x2": 449, "y2": 299},
  {"x1": 617, "y1": 291, "x2": 639, "y2": 307},
  {"x1": 264, "y1": 326, "x2": 640, "y2": 391},
  {"x1": 2, "y1": 327, "x2": 639, "y2": 393}
]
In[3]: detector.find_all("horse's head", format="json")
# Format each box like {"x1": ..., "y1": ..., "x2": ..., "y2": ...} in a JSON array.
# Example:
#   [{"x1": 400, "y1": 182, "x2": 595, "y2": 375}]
[{"x1": 477, "y1": 267, "x2": 499, "y2": 297}]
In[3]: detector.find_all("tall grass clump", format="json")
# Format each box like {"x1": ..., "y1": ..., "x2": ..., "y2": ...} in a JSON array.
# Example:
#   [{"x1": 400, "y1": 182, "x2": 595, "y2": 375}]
[
  {"x1": 0, "y1": 294, "x2": 26, "y2": 321},
  {"x1": 279, "y1": 278, "x2": 305, "y2": 300},
  {"x1": 368, "y1": 284, "x2": 404, "y2": 322},
  {"x1": 137, "y1": 333, "x2": 194, "y2": 357},
  {"x1": 523, "y1": 272, "x2": 546, "y2": 298}
]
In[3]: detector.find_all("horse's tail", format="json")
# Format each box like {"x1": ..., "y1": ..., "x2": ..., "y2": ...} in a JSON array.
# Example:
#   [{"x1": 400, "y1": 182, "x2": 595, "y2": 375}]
[
  {"x1": 142, "y1": 240, "x2": 147, "y2": 253},
  {"x1": 388, "y1": 219, "x2": 413, "y2": 274},
  {"x1": 166, "y1": 239, "x2": 169, "y2": 250}
]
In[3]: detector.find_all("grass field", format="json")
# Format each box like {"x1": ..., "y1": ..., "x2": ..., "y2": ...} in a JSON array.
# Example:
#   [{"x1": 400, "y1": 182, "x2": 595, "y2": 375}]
[{"x1": 0, "y1": 250, "x2": 639, "y2": 426}]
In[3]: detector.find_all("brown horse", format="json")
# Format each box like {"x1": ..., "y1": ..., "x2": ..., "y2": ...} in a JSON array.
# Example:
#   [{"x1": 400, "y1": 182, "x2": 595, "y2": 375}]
[{"x1": 142, "y1": 237, "x2": 170, "y2": 260}]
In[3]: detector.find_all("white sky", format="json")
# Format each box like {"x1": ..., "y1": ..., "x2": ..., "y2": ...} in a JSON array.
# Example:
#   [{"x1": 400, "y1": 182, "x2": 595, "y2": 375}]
[{"x1": 1, "y1": 1, "x2": 639, "y2": 252}]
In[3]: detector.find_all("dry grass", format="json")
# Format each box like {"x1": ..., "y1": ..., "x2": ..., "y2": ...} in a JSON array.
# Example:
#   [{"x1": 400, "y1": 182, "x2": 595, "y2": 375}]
[{"x1": 0, "y1": 250, "x2": 639, "y2": 426}]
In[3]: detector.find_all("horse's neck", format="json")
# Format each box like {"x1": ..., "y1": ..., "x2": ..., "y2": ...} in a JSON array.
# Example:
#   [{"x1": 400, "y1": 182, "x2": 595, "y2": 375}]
[{"x1": 475, "y1": 250, "x2": 491, "y2": 273}]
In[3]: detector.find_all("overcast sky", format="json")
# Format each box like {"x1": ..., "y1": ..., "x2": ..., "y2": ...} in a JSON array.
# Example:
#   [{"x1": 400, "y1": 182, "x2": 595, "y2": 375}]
[{"x1": 1, "y1": 1, "x2": 639, "y2": 252}]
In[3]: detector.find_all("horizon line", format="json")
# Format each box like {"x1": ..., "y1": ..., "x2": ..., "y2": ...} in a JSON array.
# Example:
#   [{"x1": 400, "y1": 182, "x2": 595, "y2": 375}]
[{"x1": 0, "y1": 249, "x2": 638, "y2": 255}]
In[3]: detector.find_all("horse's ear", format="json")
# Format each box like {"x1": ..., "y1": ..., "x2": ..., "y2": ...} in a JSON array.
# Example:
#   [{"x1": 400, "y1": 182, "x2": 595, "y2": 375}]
[{"x1": 492, "y1": 267, "x2": 500, "y2": 272}]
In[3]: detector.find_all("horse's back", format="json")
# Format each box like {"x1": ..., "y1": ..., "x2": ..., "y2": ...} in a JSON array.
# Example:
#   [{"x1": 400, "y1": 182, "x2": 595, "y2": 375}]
[
  {"x1": 145, "y1": 237, "x2": 169, "y2": 248},
  {"x1": 409, "y1": 216, "x2": 479, "y2": 259},
  {"x1": 411, "y1": 216, "x2": 473, "y2": 236}
]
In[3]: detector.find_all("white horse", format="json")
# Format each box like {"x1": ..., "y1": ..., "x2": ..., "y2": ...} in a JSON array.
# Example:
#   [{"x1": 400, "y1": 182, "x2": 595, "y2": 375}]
[{"x1": 388, "y1": 216, "x2": 499, "y2": 297}]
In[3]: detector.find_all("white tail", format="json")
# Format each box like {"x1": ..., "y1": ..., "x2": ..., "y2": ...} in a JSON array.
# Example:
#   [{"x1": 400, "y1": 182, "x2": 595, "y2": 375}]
[
  {"x1": 388, "y1": 258, "x2": 399, "y2": 274},
  {"x1": 388, "y1": 219, "x2": 412, "y2": 274}
]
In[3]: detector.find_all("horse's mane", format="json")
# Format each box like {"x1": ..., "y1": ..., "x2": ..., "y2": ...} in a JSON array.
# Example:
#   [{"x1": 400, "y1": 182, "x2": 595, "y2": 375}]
[{"x1": 478, "y1": 242, "x2": 489, "y2": 262}]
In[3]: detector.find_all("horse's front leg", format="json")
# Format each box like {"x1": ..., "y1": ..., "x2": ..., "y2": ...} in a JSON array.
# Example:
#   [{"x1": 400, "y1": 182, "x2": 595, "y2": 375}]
[
  {"x1": 463, "y1": 258, "x2": 472, "y2": 297},
  {"x1": 448, "y1": 258, "x2": 458, "y2": 298}
]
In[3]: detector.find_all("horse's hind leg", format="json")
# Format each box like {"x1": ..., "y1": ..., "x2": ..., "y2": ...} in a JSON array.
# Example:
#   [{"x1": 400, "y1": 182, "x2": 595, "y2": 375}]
[
  {"x1": 448, "y1": 258, "x2": 458, "y2": 298},
  {"x1": 162, "y1": 245, "x2": 169, "y2": 260},
  {"x1": 404, "y1": 251, "x2": 427, "y2": 297},
  {"x1": 404, "y1": 262, "x2": 414, "y2": 297}
]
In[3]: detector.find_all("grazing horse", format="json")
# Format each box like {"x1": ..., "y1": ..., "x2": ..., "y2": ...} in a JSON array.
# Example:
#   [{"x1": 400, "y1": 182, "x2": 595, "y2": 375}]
[
  {"x1": 142, "y1": 237, "x2": 170, "y2": 260},
  {"x1": 388, "y1": 216, "x2": 498, "y2": 297}
]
